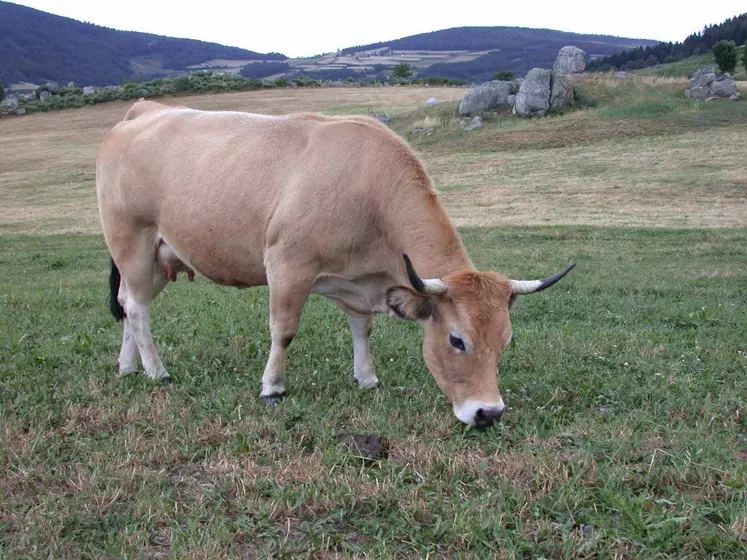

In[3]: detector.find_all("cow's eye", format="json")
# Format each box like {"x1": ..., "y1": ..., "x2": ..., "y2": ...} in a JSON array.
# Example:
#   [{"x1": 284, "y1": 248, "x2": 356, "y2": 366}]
[{"x1": 449, "y1": 333, "x2": 466, "y2": 352}]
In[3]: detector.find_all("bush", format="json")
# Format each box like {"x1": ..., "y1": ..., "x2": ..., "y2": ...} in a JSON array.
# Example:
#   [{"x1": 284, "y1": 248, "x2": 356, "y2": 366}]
[
  {"x1": 743, "y1": 43, "x2": 747, "y2": 72},
  {"x1": 391, "y1": 63, "x2": 413, "y2": 79},
  {"x1": 493, "y1": 70, "x2": 514, "y2": 81},
  {"x1": 0, "y1": 81, "x2": 4, "y2": 101},
  {"x1": 713, "y1": 40, "x2": 737, "y2": 74}
]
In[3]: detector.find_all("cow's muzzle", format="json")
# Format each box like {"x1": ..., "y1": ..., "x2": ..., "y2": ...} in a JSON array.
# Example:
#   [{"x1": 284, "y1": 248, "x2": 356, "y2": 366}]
[{"x1": 453, "y1": 400, "x2": 506, "y2": 427}]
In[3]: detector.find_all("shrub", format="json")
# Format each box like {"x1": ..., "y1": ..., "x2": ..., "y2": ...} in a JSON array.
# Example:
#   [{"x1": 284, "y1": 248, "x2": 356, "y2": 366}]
[
  {"x1": 742, "y1": 43, "x2": 747, "y2": 72},
  {"x1": 0, "y1": 81, "x2": 4, "y2": 101},
  {"x1": 713, "y1": 40, "x2": 737, "y2": 74},
  {"x1": 493, "y1": 70, "x2": 514, "y2": 81}
]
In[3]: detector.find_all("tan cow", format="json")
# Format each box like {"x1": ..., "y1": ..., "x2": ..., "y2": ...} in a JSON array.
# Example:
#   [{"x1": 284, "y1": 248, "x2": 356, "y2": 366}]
[{"x1": 97, "y1": 100, "x2": 574, "y2": 427}]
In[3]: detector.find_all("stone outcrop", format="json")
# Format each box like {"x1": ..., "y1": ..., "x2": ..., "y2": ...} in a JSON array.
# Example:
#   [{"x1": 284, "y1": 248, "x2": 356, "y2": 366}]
[
  {"x1": 515, "y1": 69, "x2": 552, "y2": 116},
  {"x1": 553, "y1": 46, "x2": 586, "y2": 75},
  {"x1": 685, "y1": 67, "x2": 737, "y2": 99},
  {"x1": 550, "y1": 74, "x2": 573, "y2": 108},
  {"x1": 458, "y1": 80, "x2": 514, "y2": 115}
]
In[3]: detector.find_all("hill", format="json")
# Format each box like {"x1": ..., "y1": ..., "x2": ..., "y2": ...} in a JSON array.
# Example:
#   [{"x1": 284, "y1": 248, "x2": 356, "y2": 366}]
[
  {"x1": 337, "y1": 27, "x2": 656, "y2": 81},
  {"x1": 0, "y1": 1, "x2": 285, "y2": 87}
]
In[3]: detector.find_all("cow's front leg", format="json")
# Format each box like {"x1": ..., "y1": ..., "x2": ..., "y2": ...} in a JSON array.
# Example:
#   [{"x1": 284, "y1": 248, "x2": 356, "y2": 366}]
[
  {"x1": 347, "y1": 313, "x2": 379, "y2": 389},
  {"x1": 260, "y1": 274, "x2": 312, "y2": 405}
]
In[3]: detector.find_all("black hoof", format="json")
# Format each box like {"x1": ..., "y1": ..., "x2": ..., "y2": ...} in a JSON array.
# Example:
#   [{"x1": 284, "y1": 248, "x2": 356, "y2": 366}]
[
  {"x1": 161, "y1": 375, "x2": 173, "y2": 384},
  {"x1": 261, "y1": 392, "x2": 285, "y2": 407}
]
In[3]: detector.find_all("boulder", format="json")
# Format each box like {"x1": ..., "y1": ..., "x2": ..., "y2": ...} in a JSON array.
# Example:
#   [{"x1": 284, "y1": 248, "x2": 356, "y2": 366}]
[
  {"x1": 710, "y1": 74, "x2": 736, "y2": 97},
  {"x1": 426, "y1": 97, "x2": 439, "y2": 105},
  {"x1": 67, "y1": 81, "x2": 76, "y2": 88},
  {"x1": 515, "y1": 68, "x2": 552, "y2": 117},
  {"x1": 553, "y1": 46, "x2": 586, "y2": 75},
  {"x1": 730, "y1": 92, "x2": 742, "y2": 101},
  {"x1": 83, "y1": 86, "x2": 96, "y2": 96},
  {"x1": 372, "y1": 113, "x2": 390, "y2": 124},
  {"x1": 15, "y1": 108, "x2": 26, "y2": 116},
  {"x1": 1, "y1": 95, "x2": 19, "y2": 108},
  {"x1": 458, "y1": 80, "x2": 513, "y2": 115},
  {"x1": 506, "y1": 94, "x2": 516, "y2": 107},
  {"x1": 45, "y1": 81, "x2": 60, "y2": 93},
  {"x1": 684, "y1": 67, "x2": 736, "y2": 99},
  {"x1": 39, "y1": 90, "x2": 52, "y2": 100},
  {"x1": 550, "y1": 73, "x2": 574, "y2": 109},
  {"x1": 613, "y1": 71, "x2": 631, "y2": 78}
]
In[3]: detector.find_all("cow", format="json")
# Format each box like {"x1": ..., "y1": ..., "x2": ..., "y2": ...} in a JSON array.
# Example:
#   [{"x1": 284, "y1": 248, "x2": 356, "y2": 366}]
[{"x1": 97, "y1": 100, "x2": 574, "y2": 427}]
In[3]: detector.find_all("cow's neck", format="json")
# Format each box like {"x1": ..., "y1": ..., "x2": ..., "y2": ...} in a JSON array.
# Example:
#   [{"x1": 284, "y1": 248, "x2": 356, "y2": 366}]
[{"x1": 390, "y1": 190, "x2": 474, "y2": 280}]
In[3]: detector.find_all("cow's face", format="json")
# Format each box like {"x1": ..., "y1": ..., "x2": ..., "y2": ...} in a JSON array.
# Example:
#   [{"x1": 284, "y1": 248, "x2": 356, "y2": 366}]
[
  {"x1": 387, "y1": 270, "x2": 513, "y2": 427},
  {"x1": 387, "y1": 256, "x2": 575, "y2": 427}
]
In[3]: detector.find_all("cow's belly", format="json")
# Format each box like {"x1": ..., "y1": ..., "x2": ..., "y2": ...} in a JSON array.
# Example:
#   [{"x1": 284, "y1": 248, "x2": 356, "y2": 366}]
[{"x1": 157, "y1": 222, "x2": 268, "y2": 289}]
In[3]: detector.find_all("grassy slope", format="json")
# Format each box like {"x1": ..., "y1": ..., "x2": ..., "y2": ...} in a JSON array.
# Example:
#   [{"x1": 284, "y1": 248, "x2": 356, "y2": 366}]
[
  {"x1": 1, "y1": 82, "x2": 746, "y2": 557},
  {"x1": 637, "y1": 46, "x2": 747, "y2": 79}
]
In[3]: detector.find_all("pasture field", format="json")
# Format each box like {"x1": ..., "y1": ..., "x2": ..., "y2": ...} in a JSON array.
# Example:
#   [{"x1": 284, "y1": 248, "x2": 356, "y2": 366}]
[{"x1": 1, "y1": 81, "x2": 746, "y2": 558}]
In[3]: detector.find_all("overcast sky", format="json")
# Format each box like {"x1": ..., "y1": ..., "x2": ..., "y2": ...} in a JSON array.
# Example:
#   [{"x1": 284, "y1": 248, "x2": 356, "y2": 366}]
[{"x1": 8, "y1": 0, "x2": 746, "y2": 58}]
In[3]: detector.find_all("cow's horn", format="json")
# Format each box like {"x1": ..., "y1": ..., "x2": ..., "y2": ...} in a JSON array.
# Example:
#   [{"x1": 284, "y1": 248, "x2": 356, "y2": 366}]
[
  {"x1": 403, "y1": 254, "x2": 447, "y2": 295},
  {"x1": 510, "y1": 262, "x2": 576, "y2": 295}
]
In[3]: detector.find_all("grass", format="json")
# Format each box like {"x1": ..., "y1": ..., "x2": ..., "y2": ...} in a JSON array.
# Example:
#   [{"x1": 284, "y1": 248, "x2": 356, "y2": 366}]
[
  {"x1": 638, "y1": 47, "x2": 747, "y2": 81},
  {"x1": 1, "y1": 229, "x2": 745, "y2": 558},
  {"x1": 1, "y1": 81, "x2": 746, "y2": 557}
]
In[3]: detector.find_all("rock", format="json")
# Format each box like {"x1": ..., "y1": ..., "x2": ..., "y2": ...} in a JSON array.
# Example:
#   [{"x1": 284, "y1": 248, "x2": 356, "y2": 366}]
[
  {"x1": 39, "y1": 90, "x2": 52, "y2": 100},
  {"x1": 1, "y1": 95, "x2": 19, "y2": 108},
  {"x1": 372, "y1": 113, "x2": 390, "y2": 124},
  {"x1": 45, "y1": 81, "x2": 60, "y2": 93},
  {"x1": 684, "y1": 67, "x2": 736, "y2": 99},
  {"x1": 15, "y1": 108, "x2": 26, "y2": 116},
  {"x1": 730, "y1": 92, "x2": 742, "y2": 101},
  {"x1": 139, "y1": 89, "x2": 149, "y2": 97},
  {"x1": 458, "y1": 80, "x2": 513, "y2": 115},
  {"x1": 710, "y1": 73, "x2": 736, "y2": 97},
  {"x1": 411, "y1": 128, "x2": 424, "y2": 135},
  {"x1": 506, "y1": 94, "x2": 516, "y2": 107},
  {"x1": 66, "y1": 81, "x2": 76, "y2": 88},
  {"x1": 550, "y1": 73, "x2": 574, "y2": 109},
  {"x1": 335, "y1": 433, "x2": 386, "y2": 458},
  {"x1": 426, "y1": 97, "x2": 439, "y2": 105},
  {"x1": 583, "y1": 525, "x2": 597, "y2": 536},
  {"x1": 24, "y1": 93, "x2": 35, "y2": 100},
  {"x1": 463, "y1": 115, "x2": 484, "y2": 131},
  {"x1": 515, "y1": 68, "x2": 552, "y2": 117},
  {"x1": 83, "y1": 86, "x2": 96, "y2": 96},
  {"x1": 613, "y1": 71, "x2": 631, "y2": 78},
  {"x1": 553, "y1": 46, "x2": 586, "y2": 75},
  {"x1": 425, "y1": 127, "x2": 434, "y2": 136}
]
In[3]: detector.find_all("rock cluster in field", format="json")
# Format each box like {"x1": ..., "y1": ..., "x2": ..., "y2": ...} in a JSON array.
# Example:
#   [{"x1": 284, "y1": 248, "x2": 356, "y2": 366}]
[
  {"x1": 685, "y1": 67, "x2": 739, "y2": 100},
  {"x1": 457, "y1": 46, "x2": 582, "y2": 119}
]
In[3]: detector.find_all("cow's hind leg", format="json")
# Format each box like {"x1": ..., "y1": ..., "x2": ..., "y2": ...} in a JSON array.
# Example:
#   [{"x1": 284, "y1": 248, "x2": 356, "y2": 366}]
[
  {"x1": 260, "y1": 268, "x2": 314, "y2": 405},
  {"x1": 347, "y1": 313, "x2": 379, "y2": 389},
  {"x1": 116, "y1": 232, "x2": 171, "y2": 381}
]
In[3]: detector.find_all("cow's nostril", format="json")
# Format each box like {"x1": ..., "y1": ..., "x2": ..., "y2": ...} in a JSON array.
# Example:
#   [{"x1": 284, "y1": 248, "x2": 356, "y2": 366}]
[{"x1": 474, "y1": 407, "x2": 503, "y2": 427}]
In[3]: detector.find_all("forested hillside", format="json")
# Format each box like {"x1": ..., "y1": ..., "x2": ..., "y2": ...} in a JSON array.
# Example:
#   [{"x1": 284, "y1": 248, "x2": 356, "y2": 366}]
[
  {"x1": 0, "y1": 1, "x2": 284, "y2": 86},
  {"x1": 588, "y1": 13, "x2": 747, "y2": 71}
]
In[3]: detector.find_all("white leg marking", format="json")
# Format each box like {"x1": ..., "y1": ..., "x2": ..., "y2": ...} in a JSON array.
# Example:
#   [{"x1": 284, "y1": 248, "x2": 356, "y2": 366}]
[
  {"x1": 117, "y1": 317, "x2": 140, "y2": 375},
  {"x1": 124, "y1": 297, "x2": 169, "y2": 380},
  {"x1": 260, "y1": 342, "x2": 286, "y2": 397},
  {"x1": 348, "y1": 314, "x2": 379, "y2": 389}
]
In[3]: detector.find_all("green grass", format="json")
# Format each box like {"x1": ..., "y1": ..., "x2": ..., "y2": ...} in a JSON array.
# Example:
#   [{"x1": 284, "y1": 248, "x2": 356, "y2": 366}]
[{"x1": 1, "y1": 228, "x2": 745, "y2": 558}]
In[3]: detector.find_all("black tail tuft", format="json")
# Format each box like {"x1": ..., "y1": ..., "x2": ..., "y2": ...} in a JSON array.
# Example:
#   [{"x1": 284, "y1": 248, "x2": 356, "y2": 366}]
[{"x1": 108, "y1": 257, "x2": 125, "y2": 321}]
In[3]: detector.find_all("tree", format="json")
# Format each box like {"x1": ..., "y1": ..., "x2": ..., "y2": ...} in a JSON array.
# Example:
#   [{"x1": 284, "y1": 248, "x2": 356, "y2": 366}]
[
  {"x1": 713, "y1": 40, "x2": 737, "y2": 74},
  {"x1": 391, "y1": 62, "x2": 413, "y2": 79},
  {"x1": 493, "y1": 70, "x2": 514, "y2": 81},
  {"x1": 743, "y1": 43, "x2": 747, "y2": 72},
  {"x1": 0, "y1": 81, "x2": 4, "y2": 101}
]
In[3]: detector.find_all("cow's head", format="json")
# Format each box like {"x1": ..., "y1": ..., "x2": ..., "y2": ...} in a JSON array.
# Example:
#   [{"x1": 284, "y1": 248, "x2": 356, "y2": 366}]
[{"x1": 387, "y1": 255, "x2": 575, "y2": 427}]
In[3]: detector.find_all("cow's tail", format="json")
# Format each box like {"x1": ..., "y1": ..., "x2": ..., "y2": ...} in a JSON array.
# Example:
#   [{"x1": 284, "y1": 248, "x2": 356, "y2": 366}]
[{"x1": 108, "y1": 257, "x2": 125, "y2": 321}]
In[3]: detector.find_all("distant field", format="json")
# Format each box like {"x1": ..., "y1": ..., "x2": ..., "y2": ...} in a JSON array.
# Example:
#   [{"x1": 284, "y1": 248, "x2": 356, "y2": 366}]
[{"x1": 0, "y1": 81, "x2": 745, "y2": 557}]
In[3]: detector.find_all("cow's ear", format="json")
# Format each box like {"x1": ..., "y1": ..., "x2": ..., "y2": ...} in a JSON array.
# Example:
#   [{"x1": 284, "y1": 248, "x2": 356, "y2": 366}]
[{"x1": 386, "y1": 287, "x2": 439, "y2": 321}]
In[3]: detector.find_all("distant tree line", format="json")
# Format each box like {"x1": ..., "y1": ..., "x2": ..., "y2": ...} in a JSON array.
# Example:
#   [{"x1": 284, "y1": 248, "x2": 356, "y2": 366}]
[
  {"x1": 588, "y1": 13, "x2": 747, "y2": 71},
  {"x1": 239, "y1": 62, "x2": 291, "y2": 79}
]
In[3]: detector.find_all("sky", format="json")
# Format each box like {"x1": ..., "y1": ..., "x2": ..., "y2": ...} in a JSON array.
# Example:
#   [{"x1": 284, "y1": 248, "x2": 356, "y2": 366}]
[{"x1": 7, "y1": 0, "x2": 747, "y2": 58}]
